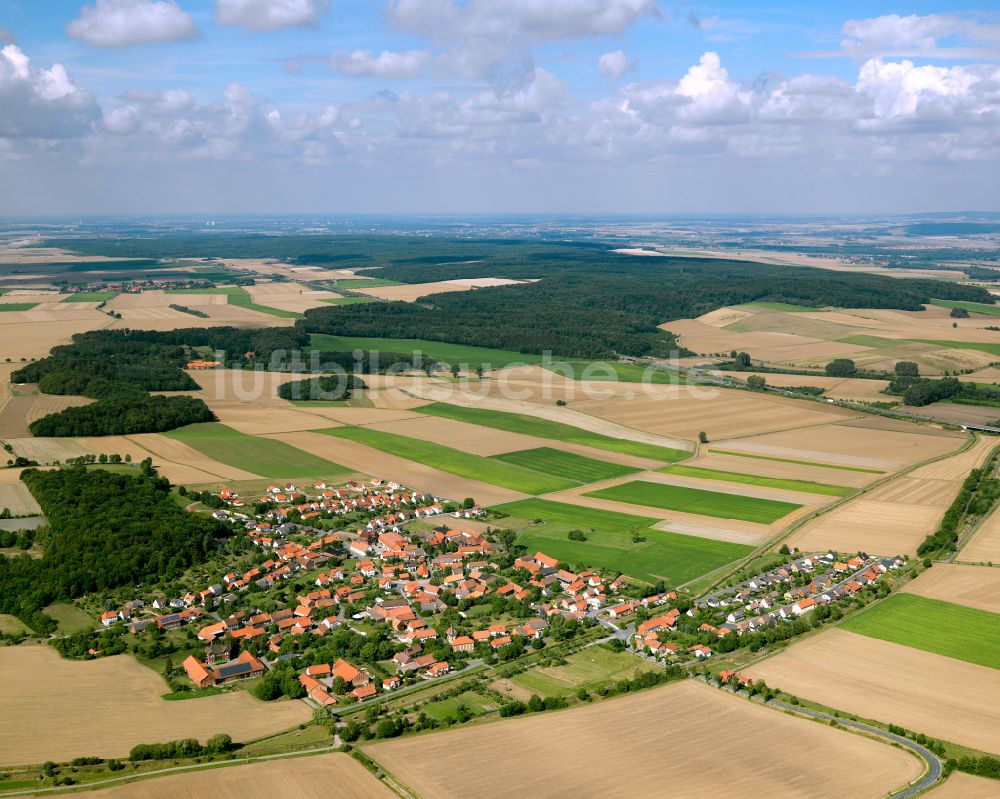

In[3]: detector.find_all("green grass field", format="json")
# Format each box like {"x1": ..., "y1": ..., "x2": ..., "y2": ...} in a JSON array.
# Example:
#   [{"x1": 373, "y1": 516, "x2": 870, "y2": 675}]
[
  {"x1": 585, "y1": 480, "x2": 801, "y2": 524},
  {"x1": 165, "y1": 423, "x2": 351, "y2": 479},
  {"x1": 422, "y1": 691, "x2": 495, "y2": 721},
  {"x1": 416, "y1": 402, "x2": 690, "y2": 462},
  {"x1": 62, "y1": 291, "x2": 117, "y2": 302},
  {"x1": 492, "y1": 498, "x2": 752, "y2": 585},
  {"x1": 43, "y1": 603, "x2": 96, "y2": 634},
  {"x1": 0, "y1": 614, "x2": 29, "y2": 634},
  {"x1": 0, "y1": 303, "x2": 38, "y2": 312},
  {"x1": 492, "y1": 447, "x2": 639, "y2": 483},
  {"x1": 165, "y1": 286, "x2": 302, "y2": 318},
  {"x1": 841, "y1": 332, "x2": 1000, "y2": 360},
  {"x1": 309, "y1": 334, "x2": 540, "y2": 367},
  {"x1": 930, "y1": 299, "x2": 1000, "y2": 317},
  {"x1": 710, "y1": 448, "x2": 884, "y2": 474},
  {"x1": 658, "y1": 465, "x2": 851, "y2": 497},
  {"x1": 318, "y1": 427, "x2": 578, "y2": 494},
  {"x1": 840, "y1": 593, "x2": 1000, "y2": 670},
  {"x1": 511, "y1": 646, "x2": 657, "y2": 697}
]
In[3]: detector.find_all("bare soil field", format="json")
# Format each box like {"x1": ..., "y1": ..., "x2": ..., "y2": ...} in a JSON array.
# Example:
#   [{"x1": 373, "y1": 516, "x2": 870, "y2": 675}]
[
  {"x1": 364, "y1": 679, "x2": 920, "y2": 799},
  {"x1": 73, "y1": 753, "x2": 396, "y2": 799},
  {"x1": 265, "y1": 430, "x2": 527, "y2": 506},
  {"x1": 356, "y1": 277, "x2": 530, "y2": 302},
  {"x1": 0, "y1": 646, "x2": 310, "y2": 765},
  {"x1": 747, "y1": 628, "x2": 1000, "y2": 754},
  {"x1": 902, "y1": 564, "x2": 1000, "y2": 614},
  {"x1": 0, "y1": 482, "x2": 42, "y2": 515},
  {"x1": 714, "y1": 422, "x2": 961, "y2": 472},
  {"x1": 923, "y1": 773, "x2": 1000, "y2": 799},
  {"x1": 696, "y1": 451, "x2": 873, "y2": 487},
  {"x1": 961, "y1": 512, "x2": 1000, "y2": 565}
]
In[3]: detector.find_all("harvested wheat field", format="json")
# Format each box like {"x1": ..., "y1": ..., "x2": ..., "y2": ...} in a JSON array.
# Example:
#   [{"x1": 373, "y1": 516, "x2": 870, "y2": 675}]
[
  {"x1": 788, "y1": 498, "x2": 944, "y2": 555},
  {"x1": 0, "y1": 482, "x2": 41, "y2": 515},
  {"x1": 0, "y1": 313, "x2": 111, "y2": 359},
  {"x1": 715, "y1": 422, "x2": 961, "y2": 472},
  {"x1": 961, "y1": 512, "x2": 1000, "y2": 565},
  {"x1": 355, "y1": 277, "x2": 529, "y2": 302},
  {"x1": 73, "y1": 753, "x2": 395, "y2": 799},
  {"x1": 910, "y1": 436, "x2": 997, "y2": 480},
  {"x1": 365, "y1": 416, "x2": 550, "y2": 457},
  {"x1": 24, "y1": 394, "x2": 93, "y2": 423},
  {"x1": 0, "y1": 647, "x2": 310, "y2": 765},
  {"x1": 364, "y1": 679, "x2": 920, "y2": 799},
  {"x1": 695, "y1": 451, "x2": 873, "y2": 488},
  {"x1": 568, "y1": 388, "x2": 853, "y2": 442},
  {"x1": 129, "y1": 434, "x2": 262, "y2": 482},
  {"x1": 188, "y1": 369, "x2": 312, "y2": 404},
  {"x1": 730, "y1": 372, "x2": 892, "y2": 403},
  {"x1": 902, "y1": 564, "x2": 1000, "y2": 614},
  {"x1": 265, "y1": 430, "x2": 528, "y2": 506},
  {"x1": 207, "y1": 403, "x2": 335, "y2": 435},
  {"x1": 748, "y1": 628, "x2": 1000, "y2": 753},
  {"x1": 923, "y1": 773, "x2": 1000, "y2": 799}
]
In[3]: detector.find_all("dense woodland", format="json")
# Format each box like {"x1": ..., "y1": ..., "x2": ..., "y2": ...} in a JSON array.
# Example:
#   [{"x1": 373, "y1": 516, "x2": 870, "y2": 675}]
[
  {"x1": 0, "y1": 467, "x2": 228, "y2": 631},
  {"x1": 14, "y1": 331, "x2": 216, "y2": 436},
  {"x1": 276, "y1": 374, "x2": 366, "y2": 402},
  {"x1": 42, "y1": 236, "x2": 997, "y2": 359}
]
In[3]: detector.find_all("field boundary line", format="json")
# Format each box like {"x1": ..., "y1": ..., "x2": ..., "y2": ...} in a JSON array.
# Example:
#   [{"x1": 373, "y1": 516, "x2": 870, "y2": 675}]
[{"x1": 683, "y1": 433, "x2": 978, "y2": 595}]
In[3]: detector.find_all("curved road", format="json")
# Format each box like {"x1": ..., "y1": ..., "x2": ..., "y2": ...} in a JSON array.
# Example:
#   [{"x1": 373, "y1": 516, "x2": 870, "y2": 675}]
[{"x1": 696, "y1": 678, "x2": 943, "y2": 799}]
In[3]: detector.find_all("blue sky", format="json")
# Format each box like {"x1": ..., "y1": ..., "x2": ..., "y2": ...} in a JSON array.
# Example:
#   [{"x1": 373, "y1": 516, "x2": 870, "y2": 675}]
[{"x1": 0, "y1": 1, "x2": 998, "y2": 214}]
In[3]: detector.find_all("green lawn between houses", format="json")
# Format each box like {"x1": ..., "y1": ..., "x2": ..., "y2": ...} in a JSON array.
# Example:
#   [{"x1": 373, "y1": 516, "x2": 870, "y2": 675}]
[
  {"x1": 492, "y1": 447, "x2": 640, "y2": 484},
  {"x1": 657, "y1": 465, "x2": 851, "y2": 497},
  {"x1": 165, "y1": 423, "x2": 352, "y2": 480},
  {"x1": 510, "y1": 645, "x2": 659, "y2": 698},
  {"x1": 43, "y1": 603, "x2": 97, "y2": 635},
  {"x1": 317, "y1": 427, "x2": 578, "y2": 495},
  {"x1": 492, "y1": 498, "x2": 752, "y2": 586},
  {"x1": 308, "y1": 334, "x2": 540, "y2": 367},
  {"x1": 416, "y1": 402, "x2": 691, "y2": 463},
  {"x1": 840, "y1": 593, "x2": 1000, "y2": 670},
  {"x1": 585, "y1": 480, "x2": 802, "y2": 524}
]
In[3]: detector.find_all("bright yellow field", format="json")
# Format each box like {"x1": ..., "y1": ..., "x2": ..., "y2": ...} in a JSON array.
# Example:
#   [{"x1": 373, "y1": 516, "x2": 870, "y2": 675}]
[
  {"x1": 72, "y1": 754, "x2": 395, "y2": 799},
  {"x1": 0, "y1": 647, "x2": 310, "y2": 765},
  {"x1": 364, "y1": 680, "x2": 920, "y2": 799}
]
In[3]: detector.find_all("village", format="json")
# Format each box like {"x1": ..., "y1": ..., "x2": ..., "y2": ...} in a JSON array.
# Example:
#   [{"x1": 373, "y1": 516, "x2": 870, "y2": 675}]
[{"x1": 79, "y1": 473, "x2": 910, "y2": 724}]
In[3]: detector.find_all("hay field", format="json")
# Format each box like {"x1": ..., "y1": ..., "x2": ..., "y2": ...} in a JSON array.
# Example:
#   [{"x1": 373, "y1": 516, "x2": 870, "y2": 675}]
[
  {"x1": 923, "y1": 773, "x2": 1000, "y2": 799},
  {"x1": 0, "y1": 482, "x2": 41, "y2": 515},
  {"x1": 909, "y1": 435, "x2": 997, "y2": 479},
  {"x1": 747, "y1": 628, "x2": 1000, "y2": 754},
  {"x1": 74, "y1": 754, "x2": 395, "y2": 799},
  {"x1": 24, "y1": 394, "x2": 93, "y2": 423},
  {"x1": 0, "y1": 647, "x2": 310, "y2": 765},
  {"x1": 267, "y1": 430, "x2": 527, "y2": 505},
  {"x1": 0, "y1": 312, "x2": 111, "y2": 359},
  {"x1": 364, "y1": 680, "x2": 920, "y2": 799},
  {"x1": 714, "y1": 421, "x2": 961, "y2": 472},
  {"x1": 903, "y1": 564, "x2": 1000, "y2": 614},
  {"x1": 355, "y1": 277, "x2": 529, "y2": 302},
  {"x1": 567, "y1": 388, "x2": 853, "y2": 442},
  {"x1": 961, "y1": 512, "x2": 1000, "y2": 564}
]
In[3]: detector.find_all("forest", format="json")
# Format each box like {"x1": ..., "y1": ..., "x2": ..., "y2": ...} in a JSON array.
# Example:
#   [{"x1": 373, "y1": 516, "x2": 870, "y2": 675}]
[
  {"x1": 44, "y1": 236, "x2": 996, "y2": 359},
  {"x1": 28, "y1": 395, "x2": 216, "y2": 437},
  {"x1": 0, "y1": 467, "x2": 228, "y2": 631},
  {"x1": 276, "y1": 374, "x2": 366, "y2": 402}
]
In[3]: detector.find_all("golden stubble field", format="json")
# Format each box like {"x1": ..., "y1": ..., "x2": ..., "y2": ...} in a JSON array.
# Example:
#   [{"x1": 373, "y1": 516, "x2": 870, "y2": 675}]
[
  {"x1": 72, "y1": 754, "x2": 395, "y2": 799},
  {"x1": 747, "y1": 628, "x2": 1000, "y2": 754},
  {"x1": 902, "y1": 563, "x2": 1000, "y2": 614},
  {"x1": 923, "y1": 772, "x2": 1000, "y2": 799},
  {"x1": 787, "y1": 435, "x2": 984, "y2": 555},
  {"x1": 0, "y1": 647, "x2": 310, "y2": 765},
  {"x1": 960, "y1": 510, "x2": 1000, "y2": 565},
  {"x1": 363, "y1": 680, "x2": 921, "y2": 799}
]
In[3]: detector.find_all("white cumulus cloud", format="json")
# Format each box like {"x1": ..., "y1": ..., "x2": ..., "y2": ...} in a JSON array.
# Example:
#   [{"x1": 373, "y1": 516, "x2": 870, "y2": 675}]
[
  {"x1": 329, "y1": 49, "x2": 431, "y2": 80},
  {"x1": 66, "y1": 0, "x2": 198, "y2": 48},
  {"x1": 215, "y1": 0, "x2": 330, "y2": 32},
  {"x1": 598, "y1": 50, "x2": 630, "y2": 80},
  {"x1": 0, "y1": 45, "x2": 97, "y2": 138}
]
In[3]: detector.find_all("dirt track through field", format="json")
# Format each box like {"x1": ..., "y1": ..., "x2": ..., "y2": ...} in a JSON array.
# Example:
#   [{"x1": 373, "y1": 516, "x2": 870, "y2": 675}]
[
  {"x1": 747, "y1": 628, "x2": 1000, "y2": 754},
  {"x1": 902, "y1": 563, "x2": 1000, "y2": 614},
  {"x1": 0, "y1": 646, "x2": 310, "y2": 764},
  {"x1": 364, "y1": 679, "x2": 919, "y2": 799}
]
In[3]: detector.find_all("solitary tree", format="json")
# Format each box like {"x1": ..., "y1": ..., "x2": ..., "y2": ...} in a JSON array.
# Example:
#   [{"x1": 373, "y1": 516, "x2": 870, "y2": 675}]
[
  {"x1": 825, "y1": 358, "x2": 856, "y2": 377},
  {"x1": 894, "y1": 361, "x2": 919, "y2": 377},
  {"x1": 698, "y1": 431, "x2": 709, "y2": 443}
]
